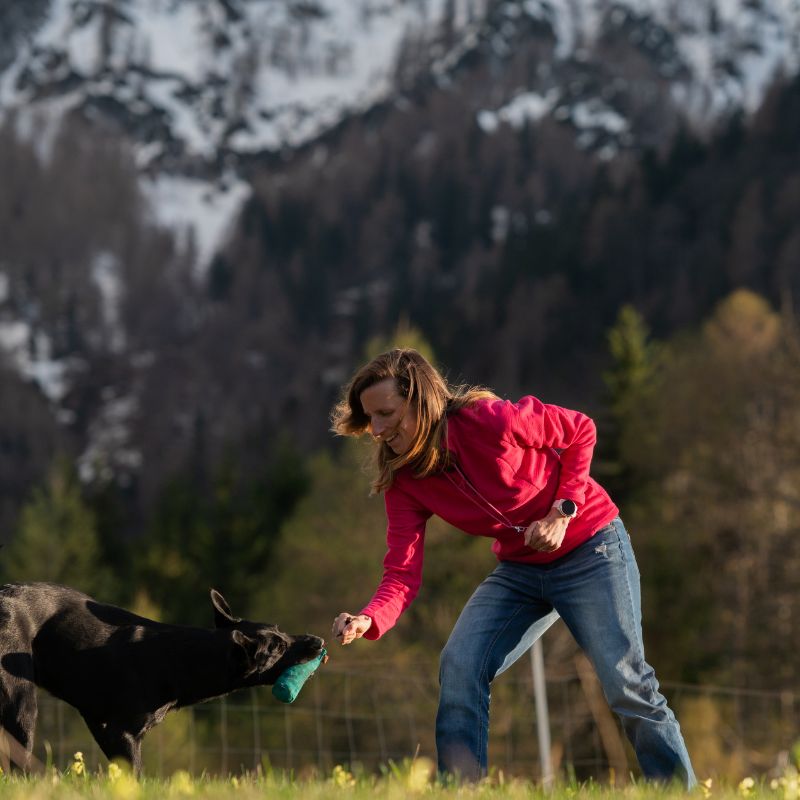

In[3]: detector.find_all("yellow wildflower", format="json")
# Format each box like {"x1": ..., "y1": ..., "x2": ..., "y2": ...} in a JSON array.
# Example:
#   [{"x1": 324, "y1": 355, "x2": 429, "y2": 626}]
[
  {"x1": 332, "y1": 764, "x2": 356, "y2": 788},
  {"x1": 779, "y1": 771, "x2": 800, "y2": 800},
  {"x1": 109, "y1": 766, "x2": 140, "y2": 800},
  {"x1": 738, "y1": 776, "x2": 755, "y2": 796},
  {"x1": 68, "y1": 751, "x2": 85, "y2": 777},
  {"x1": 405, "y1": 757, "x2": 434, "y2": 793},
  {"x1": 169, "y1": 769, "x2": 195, "y2": 796},
  {"x1": 700, "y1": 777, "x2": 713, "y2": 798}
]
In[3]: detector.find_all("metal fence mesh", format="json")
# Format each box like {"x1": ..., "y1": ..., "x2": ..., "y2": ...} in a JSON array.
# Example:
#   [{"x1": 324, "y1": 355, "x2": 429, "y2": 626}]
[{"x1": 28, "y1": 656, "x2": 798, "y2": 780}]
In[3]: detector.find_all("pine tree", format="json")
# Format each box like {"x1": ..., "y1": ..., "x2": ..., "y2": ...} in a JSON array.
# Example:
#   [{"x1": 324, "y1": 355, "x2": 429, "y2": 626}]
[
  {"x1": 364, "y1": 317, "x2": 437, "y2": 362},
  {"x1": 3, "y1": 456, "x2": 112, "y2": 596},
  {"x1": 600, "y1": 305, "x2": 661, "y2": 501},
  {"x1": 604, "y1": 305, "x2": 658, "y2": 413},
  {"x1": 136, "y1": 439, "x2": 308, "y2": 625}
]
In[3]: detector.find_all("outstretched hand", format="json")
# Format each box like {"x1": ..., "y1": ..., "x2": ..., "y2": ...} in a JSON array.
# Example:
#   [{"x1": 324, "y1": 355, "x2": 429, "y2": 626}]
[
  {"x1": 332, "y1": 612, "x2": 372, "y2": 645},
  {"x1": 524, "y1": 508, "x2": 570, "y2": 552}
]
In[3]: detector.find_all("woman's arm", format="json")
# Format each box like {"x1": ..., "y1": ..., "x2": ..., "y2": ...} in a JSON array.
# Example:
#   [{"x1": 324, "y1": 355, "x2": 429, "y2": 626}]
[
  {"x1": 334, "y1": 484, "x2": 431, "y2": 644},
  {"x1": 506, "y1": 395, "x2": 597, "y2": 505},
  {"x1": 482, "y1": 395, "x2": 597, "y2": 553}
]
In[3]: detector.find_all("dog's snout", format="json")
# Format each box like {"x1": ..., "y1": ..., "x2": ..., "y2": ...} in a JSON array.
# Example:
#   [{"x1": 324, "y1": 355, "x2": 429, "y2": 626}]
[
  {"x1": 300, "y1": 634, "x2": 325, "y2": 655},
  {"x1": 295, "y1": 633, "x2": 324, "y2": 646}
]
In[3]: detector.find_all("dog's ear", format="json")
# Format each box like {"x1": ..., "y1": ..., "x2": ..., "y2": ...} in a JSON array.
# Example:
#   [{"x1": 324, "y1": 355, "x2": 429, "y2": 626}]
[
  {"x1": 231, "y1": 630, "x2": 259, "y2": 668},
  {"x1": 210, "y1": 589, "x2": 240, "y2": 628}
]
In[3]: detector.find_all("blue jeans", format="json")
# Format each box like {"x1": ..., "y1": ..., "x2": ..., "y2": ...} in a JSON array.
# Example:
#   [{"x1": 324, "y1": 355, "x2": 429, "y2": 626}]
[{"x1": 436, "y1": 517, "x2": 696, "y2": 787}]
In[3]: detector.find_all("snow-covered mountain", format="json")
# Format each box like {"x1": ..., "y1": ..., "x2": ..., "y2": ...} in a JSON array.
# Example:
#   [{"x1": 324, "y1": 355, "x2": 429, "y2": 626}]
[
  {"x1": 1, "y1": 0, "x2": 482, "y2": 163},
  {"x1": 1, "y1": 0, "x2": 490, "y2": 273},
  {"x1": 2, "y1": 0, "x2": 799, "y2": 269}
]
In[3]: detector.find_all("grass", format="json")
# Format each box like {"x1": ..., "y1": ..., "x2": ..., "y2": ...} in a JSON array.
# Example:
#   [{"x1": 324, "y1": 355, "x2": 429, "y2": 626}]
[{"x1": 0, "y1": 755, "x2": 796, "y2": 800}]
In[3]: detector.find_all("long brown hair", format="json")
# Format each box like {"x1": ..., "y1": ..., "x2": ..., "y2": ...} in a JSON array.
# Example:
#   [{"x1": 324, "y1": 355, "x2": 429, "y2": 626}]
[{"x1": 331, "y1": 349, "x2": 496, "y2": 493}]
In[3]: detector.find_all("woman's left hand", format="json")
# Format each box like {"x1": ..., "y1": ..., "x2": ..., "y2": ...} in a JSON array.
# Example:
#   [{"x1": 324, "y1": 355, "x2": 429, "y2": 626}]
[{"x1": 524, "y1": 508, "x2": 570, "y2": 552}]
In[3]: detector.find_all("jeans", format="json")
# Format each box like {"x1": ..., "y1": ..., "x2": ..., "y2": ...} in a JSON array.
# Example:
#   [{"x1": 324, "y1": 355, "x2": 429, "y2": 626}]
[{"x1": 436, "y1": 517, "x2": 696, "y2": 787}]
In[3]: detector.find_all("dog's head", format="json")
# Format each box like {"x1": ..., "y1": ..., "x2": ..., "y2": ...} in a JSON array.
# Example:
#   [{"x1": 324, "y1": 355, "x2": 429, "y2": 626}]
[{"x1": 210, "y1": 589, "x2": 325, "y2": 684}]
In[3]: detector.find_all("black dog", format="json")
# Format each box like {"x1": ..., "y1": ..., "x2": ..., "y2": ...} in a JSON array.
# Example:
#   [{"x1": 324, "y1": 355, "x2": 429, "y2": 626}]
[{"x1": 0, "y1": 582, "x2": 325, "y2": 773}]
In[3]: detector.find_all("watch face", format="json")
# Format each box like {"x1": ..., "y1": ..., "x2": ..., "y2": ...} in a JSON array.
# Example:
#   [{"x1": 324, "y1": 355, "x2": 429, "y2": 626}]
[{"x1": 561, "y1": 499, "x2": 577, "y2": 516}]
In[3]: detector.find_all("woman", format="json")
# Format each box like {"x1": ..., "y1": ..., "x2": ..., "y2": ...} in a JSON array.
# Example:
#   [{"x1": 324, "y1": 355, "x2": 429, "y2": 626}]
[{"x1": 331, "y1": 348, "x2": 695, "y2": 786}]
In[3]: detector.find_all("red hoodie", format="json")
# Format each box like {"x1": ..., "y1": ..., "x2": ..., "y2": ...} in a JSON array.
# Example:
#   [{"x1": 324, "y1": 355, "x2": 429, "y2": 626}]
[{"x1": 360, "y1": 395, "x2": 619, "y2": 639}]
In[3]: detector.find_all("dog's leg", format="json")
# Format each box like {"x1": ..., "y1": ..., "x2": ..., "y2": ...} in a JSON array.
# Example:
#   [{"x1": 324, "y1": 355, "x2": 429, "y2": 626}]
[
  {"x1": 129, "y1": 738, "x2": 143, "y2": 777},
  {"x1": 82, "y1": 717, "x2": 143, "y2": 776},
  {"x1": 0, "y1": 679, "x2": 38, "y2": 771}
]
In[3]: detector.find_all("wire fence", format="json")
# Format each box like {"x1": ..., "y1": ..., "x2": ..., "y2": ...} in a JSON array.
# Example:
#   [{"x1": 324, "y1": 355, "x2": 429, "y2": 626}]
[{"x1": 30, "y1": 655, "x2": 799, "y2": 781}]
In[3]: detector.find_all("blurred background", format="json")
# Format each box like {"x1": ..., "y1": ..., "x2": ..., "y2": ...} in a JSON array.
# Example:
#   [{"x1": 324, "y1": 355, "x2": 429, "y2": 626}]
[{"x1": 0, "y1": 0, "x2": 798, "y2": 782}]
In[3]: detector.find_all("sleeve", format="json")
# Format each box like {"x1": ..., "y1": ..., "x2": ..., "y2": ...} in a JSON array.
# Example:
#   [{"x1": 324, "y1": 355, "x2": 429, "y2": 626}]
[
  {"x1": 359, "y1": 483, "x2": 432, "y2": 640},
  {"x1": 505, "y1": 395, "x2": 598, "y2": 506}
]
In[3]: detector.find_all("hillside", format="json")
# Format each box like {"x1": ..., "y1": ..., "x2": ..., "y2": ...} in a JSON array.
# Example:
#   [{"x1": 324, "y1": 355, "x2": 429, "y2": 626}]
[{"x1": 0, "y1": 0, "x2": 799, "y2": 531}]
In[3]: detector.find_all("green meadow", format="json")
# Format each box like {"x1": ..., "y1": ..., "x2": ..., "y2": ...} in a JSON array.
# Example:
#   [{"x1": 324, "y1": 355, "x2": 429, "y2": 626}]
[{"x1": 0, "y1": 754, "x2": 797, "y2": 800}]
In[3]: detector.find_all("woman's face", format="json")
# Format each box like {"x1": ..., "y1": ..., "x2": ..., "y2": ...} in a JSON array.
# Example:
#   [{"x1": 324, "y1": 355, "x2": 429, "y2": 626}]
[{"x1": 360, "y1": 377, "x2": 418, "y2": 455}]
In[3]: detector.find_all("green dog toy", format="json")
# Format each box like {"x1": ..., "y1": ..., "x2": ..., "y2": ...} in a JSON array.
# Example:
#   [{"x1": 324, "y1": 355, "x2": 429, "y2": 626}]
[{"x1": 272, "y1": 649, "x2": 327, "y2": 703}]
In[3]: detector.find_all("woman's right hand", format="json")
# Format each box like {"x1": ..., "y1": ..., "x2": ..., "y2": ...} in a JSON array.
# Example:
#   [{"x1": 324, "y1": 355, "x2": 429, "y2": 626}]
[{"x1": 332, "y1": 612, "x2": 372, "y2": 645}]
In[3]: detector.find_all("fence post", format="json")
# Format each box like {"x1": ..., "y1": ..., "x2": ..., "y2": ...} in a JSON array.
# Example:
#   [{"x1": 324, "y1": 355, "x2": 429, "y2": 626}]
[
  {"x1": 284, "y1": 704, "x2": 293, "y2": 770},
  {"x1": 189, "y1": 707, "x2": 196, "y2": 775},
  {"x1": 251, "y1": 688, "x2": 261, "y2": 770},
  {"x1": 372, "y1": 685, "x2": 388, "y2": 765},
  {"x1": 531, "y1": 639, "x2": 554, "y2": 787},
  {"x1": 57, "y1": 701, "x2": 65, "y2": 769},
  {"x1": 345, "y1": 672, "x2": 356, "y2": 766},
  {"x1": 313, "y1": 672, "x2": 325, "y2": 772},
  {"x1": 220, "y1": 696, "x2": 228, "y2": 775}
]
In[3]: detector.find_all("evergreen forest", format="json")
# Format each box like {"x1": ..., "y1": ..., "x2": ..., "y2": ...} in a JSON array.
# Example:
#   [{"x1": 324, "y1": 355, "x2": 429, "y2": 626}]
[{"x1": 1, "y1": 60, "x2": 799, "y2": 783}]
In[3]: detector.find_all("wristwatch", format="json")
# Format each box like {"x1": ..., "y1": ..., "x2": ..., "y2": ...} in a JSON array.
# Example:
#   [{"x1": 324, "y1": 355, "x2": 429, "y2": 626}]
[{"x1": 553, "y1": 498, "x2": 578, "y2": 519}]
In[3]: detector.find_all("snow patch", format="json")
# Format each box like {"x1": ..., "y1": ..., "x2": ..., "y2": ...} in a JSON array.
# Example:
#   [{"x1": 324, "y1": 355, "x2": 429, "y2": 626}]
[
  {"x1": 0, "y1": 320, "x2": 71, "y2": 403},
  {"x1": 91, "y1": 251, "x2": 126, "y2": 354},
  {"x1": 478, "y1": 89, "x2": 560, "y2": 132},
  {"x1": 518, "y1": 0, "x2": 800, "y2": 123},
  {"x1": 491, "y1": 206, "x2": 510, "y2": 242},
  {"x1": 78, "y1": 391, "x2": 141, "y2": 485},
  {"x1": 141, "y1": 173, "x2": 251, "y2": 278},
  {"x1": 10, "y1": 95, "x2": 80, "y2": 164},
  {"x1": 571, "y1": 99, "x2": 629, "y2": 133}
]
